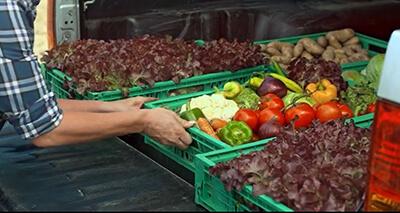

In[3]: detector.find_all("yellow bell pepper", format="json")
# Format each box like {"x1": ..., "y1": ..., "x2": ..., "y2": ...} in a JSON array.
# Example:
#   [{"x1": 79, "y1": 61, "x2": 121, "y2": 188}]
[{"x1": 306, "y1": 79, "x2": 337, "y2": 105}]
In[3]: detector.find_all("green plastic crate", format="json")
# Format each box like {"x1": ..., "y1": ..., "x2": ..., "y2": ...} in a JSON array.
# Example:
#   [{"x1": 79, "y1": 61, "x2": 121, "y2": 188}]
[
  {"x1": 144, "y1": 81, "x2": 374, "y2": 174},
  {"x1": 254, "y1": 32, "x2": 387, "y2": 70},
  {"x1": 143, "y1": 62, "x2": 373, "y2": 174},
  {"x1": 41, "y1": 64, "x2": 265, "y2": 101},
  {"x1": 194, "y1": 115, "x2": 374, "y2": 212},
  {"x1": 144, "y1": 90, "x2": 231, "y2": 172}
]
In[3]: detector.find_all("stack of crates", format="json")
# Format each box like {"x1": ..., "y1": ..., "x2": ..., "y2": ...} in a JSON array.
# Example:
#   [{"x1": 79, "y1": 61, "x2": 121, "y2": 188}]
[{"x1": 42, "y1": 31, "x2": 387, "y2": 212}]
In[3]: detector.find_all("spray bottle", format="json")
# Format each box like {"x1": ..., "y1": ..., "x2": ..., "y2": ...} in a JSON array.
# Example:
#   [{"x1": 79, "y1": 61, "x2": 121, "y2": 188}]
[{"x1": 365, "y1": 29, "x2": 400, "y2": 211}]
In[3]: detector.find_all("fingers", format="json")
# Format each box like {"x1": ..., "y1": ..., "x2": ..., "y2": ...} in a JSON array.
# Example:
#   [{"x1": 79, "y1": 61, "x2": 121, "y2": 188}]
[
  {"x1": 124, "y1": 97, "x2": 158, "y2": 108},
  {"x1": 174, "y1": 114, "x2": 195, "y2": 129},
  {"x1": 178, "y1": 131, "x2": 193, "y2": 146},
  {"x1": 138, "y1": 97, "x2": 158, "y2": 103},
  {"x1": 158, "y1": 135, "x2": 190, "y2": 150},
  {"x1": 146, "y1": 108, "x2": 193, "y2": 150}
]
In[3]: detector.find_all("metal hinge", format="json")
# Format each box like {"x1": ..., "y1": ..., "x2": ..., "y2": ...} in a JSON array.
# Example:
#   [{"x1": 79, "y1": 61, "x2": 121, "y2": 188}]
[{"x1": 54, "y1": 0, "x2": 81, "y2": 44}]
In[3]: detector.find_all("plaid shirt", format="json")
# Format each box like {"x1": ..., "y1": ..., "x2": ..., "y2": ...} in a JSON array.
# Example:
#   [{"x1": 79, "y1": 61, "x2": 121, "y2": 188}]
[{"x1": 0, "y1": 0, "x2": 63, "y2": 139}]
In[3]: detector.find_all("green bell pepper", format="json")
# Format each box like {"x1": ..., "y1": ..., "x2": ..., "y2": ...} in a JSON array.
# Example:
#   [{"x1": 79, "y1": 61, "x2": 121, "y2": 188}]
[
  {"x1": 217, "y1": 121, "x2": 253, "y2": 146},
  {"x1": 180, "y1": 107, "x2": 205, "y2": 121}
]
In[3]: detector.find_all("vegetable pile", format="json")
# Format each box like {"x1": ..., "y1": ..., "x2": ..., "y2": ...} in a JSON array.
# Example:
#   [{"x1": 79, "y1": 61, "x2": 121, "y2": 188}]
[
  {"x1": 210, "y1": 120, "x2": 371, "y2": 211},
  {"x1": 179, "y1": 57, "x2": 360, "y2": 146},
  {"x1": 259, "y1": 28, "x2": 370, "y2": 68},
  {"x1": 42, "y1": 35, "x2": 263, "y2": 94},
  {"x1": 340, "y1": 54, "x2": 384, "y2": 116}
]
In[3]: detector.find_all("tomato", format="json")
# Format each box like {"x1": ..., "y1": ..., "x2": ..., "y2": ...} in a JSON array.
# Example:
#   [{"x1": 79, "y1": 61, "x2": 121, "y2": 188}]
[
  {"x1": 258, "y1": 108, "x2": 285, "y2": 126},
  {"x1": 259, "y1": 93, "x2": 284, "y2": 111},
  {"x1": 285, "y1": 103, "x2": 315, "y2": 128},
  {"x1": 233, "y1": 109, "x2": 259, "y2": 132},
  {"x1": 316, "y1": 101, "x2": 342, "y2": 123},
  {"x1": 367, "y1": 103, "x2": 376, "y2": 113},
  {"x1": 337, "y1": 103, "x2": 353, "y2": 118}
]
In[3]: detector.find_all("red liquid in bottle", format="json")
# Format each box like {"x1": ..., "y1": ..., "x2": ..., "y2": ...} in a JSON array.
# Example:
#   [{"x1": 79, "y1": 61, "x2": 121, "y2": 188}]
[{"x1": 365, "y1": 99, "x2": 400, "y2": 211}]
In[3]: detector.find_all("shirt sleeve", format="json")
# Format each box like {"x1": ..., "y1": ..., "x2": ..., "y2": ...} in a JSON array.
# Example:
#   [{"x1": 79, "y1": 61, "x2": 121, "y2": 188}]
[{"x1": 0, "y1": 0, "x2": 64, "y2": 140}]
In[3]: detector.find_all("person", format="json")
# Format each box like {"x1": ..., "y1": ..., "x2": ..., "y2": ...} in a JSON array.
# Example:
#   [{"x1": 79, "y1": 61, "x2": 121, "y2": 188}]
[{"x1": 0, "y1": 0, "x2": 193, "y2": 149}]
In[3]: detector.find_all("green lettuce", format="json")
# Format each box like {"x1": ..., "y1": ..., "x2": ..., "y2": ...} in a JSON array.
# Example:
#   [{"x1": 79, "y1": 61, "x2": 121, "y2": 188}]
[{"x1": 363, "y1": 54, "x2": 385, "y2": 91}]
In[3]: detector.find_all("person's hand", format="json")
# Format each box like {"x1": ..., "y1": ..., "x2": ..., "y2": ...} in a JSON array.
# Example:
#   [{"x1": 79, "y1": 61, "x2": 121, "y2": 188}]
[
  {"x1": 142, "y1": 108, "x2": 195, "y2": 150},
  {"x1": 110, "y1": 97, "x2": 158, "y2": 112}
]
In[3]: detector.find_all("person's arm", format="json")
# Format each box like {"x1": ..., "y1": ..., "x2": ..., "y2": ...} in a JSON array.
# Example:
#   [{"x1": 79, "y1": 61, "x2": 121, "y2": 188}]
[
  {"x1": 58, "y1": 97, "x2": 157, "y2": 113},
  {"x1": 33, "y1": 108, "x2": 194, "y2": 149},
  {"x1": 32, "y1": 110, "x2": 147, "y2": 147},
  {"x1": 0, "y1": 1, "x2": 193, "y2": 150}
]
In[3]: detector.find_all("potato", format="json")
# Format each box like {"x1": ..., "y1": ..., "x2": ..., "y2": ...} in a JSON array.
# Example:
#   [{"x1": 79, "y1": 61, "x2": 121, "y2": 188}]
[
  {"x1": 299, "y1": 38, "x2": 324, "y2": 55},
  {"x1": 344, "y1": 36, "x2": 360, "y2": 46},
  {"x1": 281, "y1": 45, "x2": 294, "y2": 59},
  {"x1": 293, "y1": 43, "x2": 304, "y2": 58},
  {"x1": 266, "y1": 42, "x2": 294, "y2": 60},
  {"x1": 301, "y1": 51, "x2": 314, "y2": 60},
  {"x1": 317, "y1": 36, "x2": 328, "y2": 47},
  {"x1": 326, "y1": 36, "x2": 342, "y2": 49},
  {"x1": 267, "y1": 41, "x2": 292, "y2": 49},
  {"x1": 339, "y1": 57, "x2": 350, "y2": 64},
  {"x1": 346, "y1": 44, "x2": 363, "y2": 52},
  {"x1": 348, "y1": 53, "x2": 369, "y2": 62},
  {"x1": 271, "y1": 55, "x2": 292, "y2": 64},
  {"x1": 322, "y1": 49, "x2": 335, "y2": 61},
  {"x1": 326, "y1": 46, "x2": 336, "y2": 51},
  {"x1": 334, "y1": 48, "x2": 346, "y2": 55},
  {"x1": 343, "y1": 46, "x2": 357, "y2": 56},
  {"x1": 266, "y1": 47, "x2": 281, "y2": 56},
  {"x1": 259, "y1": 44, "x2": 268, "y2": 51},
  {"x1": 326, "y1": 28, "x2": 355, "y2": 43}
]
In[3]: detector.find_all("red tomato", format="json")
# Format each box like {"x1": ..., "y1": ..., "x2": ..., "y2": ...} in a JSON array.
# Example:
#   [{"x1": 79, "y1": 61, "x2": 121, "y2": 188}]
[
  {"x1": 258, "y1": 108, "x2": 285, "y2": 126},
  {"x1": 337, "y1": 103, "x2": 353, "y2": 118},
  {"x1": 316, "y1": 101, "x2": 342, "y2": 123},
  {"x1": 285, "y1": 103, "x2": 315, "y2": 128},
  {"x1": 367, "y1": 103, "x2": 376, "y2": 113},
  {"x1": 259, "y1": 94, "x2": 284, "y2": 111},
  {"x1": 233, "y1": 109, "x2": 259, "y2": 132}
]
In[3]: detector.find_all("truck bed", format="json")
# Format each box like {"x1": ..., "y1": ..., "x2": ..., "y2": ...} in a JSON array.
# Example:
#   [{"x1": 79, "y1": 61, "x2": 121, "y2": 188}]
[{"x1": 0, "y1": 124, "x2": 203, "y2": 211}]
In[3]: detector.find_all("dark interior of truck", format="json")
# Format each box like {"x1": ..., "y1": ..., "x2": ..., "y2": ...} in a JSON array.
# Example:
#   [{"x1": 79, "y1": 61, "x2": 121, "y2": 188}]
[
  {"x1": 80, "y1": 0, "x2": 400, "y2": 41},
  {"x1": 1, "y1": 0, "x2": 400, "y2": 211}
]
